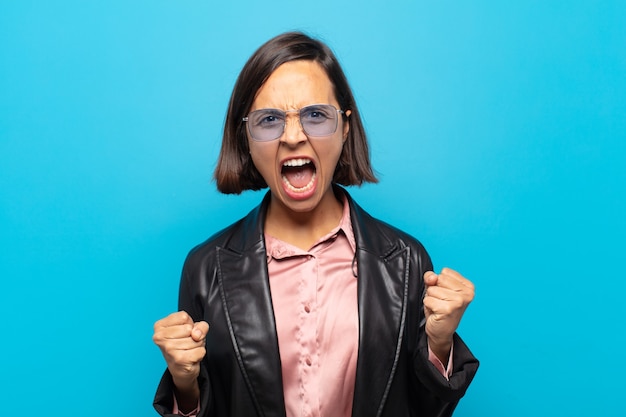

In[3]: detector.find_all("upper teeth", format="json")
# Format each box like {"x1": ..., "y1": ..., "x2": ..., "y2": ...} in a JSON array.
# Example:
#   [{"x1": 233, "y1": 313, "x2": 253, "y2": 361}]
[{"x1": 283, "y1": 158, "x2": 311, "y2": 167}]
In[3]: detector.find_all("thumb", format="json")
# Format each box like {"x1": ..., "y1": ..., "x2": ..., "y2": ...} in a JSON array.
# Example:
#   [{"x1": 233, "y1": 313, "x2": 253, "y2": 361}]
[
  {"x1": 191, "y1": 321, "x2": 209, "y2": 342},
  {"x1": 423, "y1": 271, "x2": 438, "y2": 287}
]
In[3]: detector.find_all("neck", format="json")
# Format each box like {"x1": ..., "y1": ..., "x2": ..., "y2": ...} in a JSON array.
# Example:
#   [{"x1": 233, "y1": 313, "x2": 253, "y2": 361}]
[{"x1": 264, "y1": 189, "x2": 344, "y2": 250}]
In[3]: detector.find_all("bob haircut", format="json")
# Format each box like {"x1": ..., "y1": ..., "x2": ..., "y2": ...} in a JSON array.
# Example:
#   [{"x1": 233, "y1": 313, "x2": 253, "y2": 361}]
[{"x1": 214, "y1": 31, "x2": 378, "y2": 194}]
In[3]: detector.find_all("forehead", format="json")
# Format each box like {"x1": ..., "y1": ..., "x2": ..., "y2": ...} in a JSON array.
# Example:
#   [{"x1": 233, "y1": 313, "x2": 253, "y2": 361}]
[{"x1": 251, "y1": 60, "x2": 337, "y2": 110}]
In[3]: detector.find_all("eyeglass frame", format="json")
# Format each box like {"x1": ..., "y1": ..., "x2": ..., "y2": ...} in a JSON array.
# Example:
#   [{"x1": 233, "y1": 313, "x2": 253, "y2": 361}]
[{"x1": 242, "y1": 104, "x2": 345, "y2": 142}]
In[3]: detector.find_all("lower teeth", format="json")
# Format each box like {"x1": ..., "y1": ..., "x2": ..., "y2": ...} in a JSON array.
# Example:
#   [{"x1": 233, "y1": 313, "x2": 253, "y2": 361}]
[{"x1": 282, "y1": 172, "x2": 316, "y2": 192}]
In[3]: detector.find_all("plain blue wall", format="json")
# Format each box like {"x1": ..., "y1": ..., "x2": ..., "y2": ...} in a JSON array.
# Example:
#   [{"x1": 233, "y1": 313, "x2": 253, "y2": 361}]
[{"x1": 1, "y1": 1, "x2": 624, "y2": 415}]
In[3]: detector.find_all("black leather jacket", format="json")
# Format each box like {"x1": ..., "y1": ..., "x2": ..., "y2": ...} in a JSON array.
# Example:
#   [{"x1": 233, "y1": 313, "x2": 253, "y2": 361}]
[{"x1": 154, "y1": 189, "x2": 478, "y2": 417}]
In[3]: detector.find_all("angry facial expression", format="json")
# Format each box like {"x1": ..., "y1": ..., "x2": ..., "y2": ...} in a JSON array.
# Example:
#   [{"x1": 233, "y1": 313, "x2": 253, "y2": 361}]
[{"x1": 247, "y1": 60, "x2": 349, "y2": 217}]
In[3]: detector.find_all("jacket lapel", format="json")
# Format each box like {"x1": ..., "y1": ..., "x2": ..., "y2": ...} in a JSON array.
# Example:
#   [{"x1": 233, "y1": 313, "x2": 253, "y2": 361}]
[
  {"x1": 213, "y1": 190, "x2": 408, "y2": 417},
  {"x1": 216, "y1": 196, "x2": 287, "y2": 417},
  {"x1": 349, "y1": 196, "x2": 410, "y2": 417}
]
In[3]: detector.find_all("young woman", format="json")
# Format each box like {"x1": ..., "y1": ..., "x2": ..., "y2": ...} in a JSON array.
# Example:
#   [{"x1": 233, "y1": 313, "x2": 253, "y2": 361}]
[{"x1": 153, "y1": 32, "x2": 478, "y2": 417}]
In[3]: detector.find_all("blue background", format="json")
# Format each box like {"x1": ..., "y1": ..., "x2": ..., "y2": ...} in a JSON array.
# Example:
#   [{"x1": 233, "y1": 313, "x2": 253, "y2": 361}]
[{"x1": 1, "y1": 1, "x2": 624, "y2": 415}]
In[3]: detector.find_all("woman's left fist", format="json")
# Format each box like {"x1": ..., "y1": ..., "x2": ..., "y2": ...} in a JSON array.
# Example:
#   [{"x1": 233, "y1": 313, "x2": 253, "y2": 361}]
[{"x1": 423, "y1": 268, "x2": 475, "y2": 360}]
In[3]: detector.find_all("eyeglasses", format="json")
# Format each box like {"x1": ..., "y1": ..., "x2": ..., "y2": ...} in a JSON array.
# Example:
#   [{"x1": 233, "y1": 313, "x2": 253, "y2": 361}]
[{"x1": 243, "y1": 104, "x2": 344, "y2": 142}]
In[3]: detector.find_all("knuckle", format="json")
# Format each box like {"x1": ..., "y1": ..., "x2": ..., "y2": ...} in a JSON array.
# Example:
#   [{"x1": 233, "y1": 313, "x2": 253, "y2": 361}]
[
  {"x1": 170, "y1": 351, "x2": 187, "y2": 365},
  {"x1": 441, "y1": 304, "x2": 454, "y2": 315},
  {"x1": 189, "y1": 347, "x2": 206, "y2": 363},
  {"x1": 181, "y1": 361, "x2": 196, "y2": 373}
]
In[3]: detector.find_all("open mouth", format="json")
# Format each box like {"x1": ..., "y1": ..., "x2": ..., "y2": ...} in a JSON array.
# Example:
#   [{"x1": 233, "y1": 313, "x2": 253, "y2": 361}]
[{"x1": 281, "y1": 158, "x2": 316, "y2": 192}]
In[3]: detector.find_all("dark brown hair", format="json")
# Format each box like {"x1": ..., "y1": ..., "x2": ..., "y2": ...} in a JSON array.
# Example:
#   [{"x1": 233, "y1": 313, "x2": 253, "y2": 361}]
[{"x1": 214, "y1": 31, "x2": 378, "y2": 194}]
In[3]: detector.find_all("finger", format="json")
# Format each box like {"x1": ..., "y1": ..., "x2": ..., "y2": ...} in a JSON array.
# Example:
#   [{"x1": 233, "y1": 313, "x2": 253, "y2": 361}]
[
  {"x1": 427, "y1": 284, "x2": 474, "y2": 307},
  {"x1": 191, "y1": 321, "x2": 210, "y2": 342},
  {"x1": 440, "y1": 268, "x2": 474, "y2": 289},
  {"x1": 166, "y1": 346, "x2": 207, "y2": 374},
  {"x1": 435, "y1": 268, "x2": 475, "y2": 291},
  {"x1": 425, "y1": 285, "x2": 462, "y2": 301},
  {"x1": 154, "y1": 311, "x2": 194, "y2": 330},
  {"x1": 155, "y1": 337, "x2": 205, "y2": 354},
  {"x1": 154, "y1": 323, "x2": 194, "y2": 340},
  {"x1": 426, "y1": 290, "x2": 472, "y2": 314},
  {"x1": 423, "y1": 294, "x2": 466, "y2": 317},
  {"x1": 183, "y1": 346, "x2": 207, "y2": 364}
]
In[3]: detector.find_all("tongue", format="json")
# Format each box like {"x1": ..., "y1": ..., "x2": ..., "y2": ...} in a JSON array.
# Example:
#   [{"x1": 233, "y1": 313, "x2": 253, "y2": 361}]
[{"x1": 283, "y1": 165, "x2": 315, "y2": 189}]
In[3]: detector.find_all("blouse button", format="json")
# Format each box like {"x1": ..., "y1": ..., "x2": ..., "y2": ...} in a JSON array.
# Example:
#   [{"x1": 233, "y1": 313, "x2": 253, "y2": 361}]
[
  {"x1": 304, "y1": 304, "x2": 311, "y2": 313},
  {"x1": 305, "y1": 357, "x2": 312, "y2": 366}
]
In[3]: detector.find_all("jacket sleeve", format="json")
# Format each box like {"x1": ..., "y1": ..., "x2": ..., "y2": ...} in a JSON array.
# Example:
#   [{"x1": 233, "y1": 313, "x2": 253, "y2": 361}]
[
  {"x1": 153, "y1": 265, "x2": 214, "y2": 417},
  {"x1": 410, "y1": 332, "x2": 479, "y2": 416},
  {"x1": 407, "y1": 244, "x2": 479, "y2": 417}
]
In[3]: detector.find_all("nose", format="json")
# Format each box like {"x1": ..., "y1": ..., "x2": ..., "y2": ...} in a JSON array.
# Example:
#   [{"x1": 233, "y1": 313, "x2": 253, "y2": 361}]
[{"x1": 280, "y1": 114, "x2": 307, "y2": 146}]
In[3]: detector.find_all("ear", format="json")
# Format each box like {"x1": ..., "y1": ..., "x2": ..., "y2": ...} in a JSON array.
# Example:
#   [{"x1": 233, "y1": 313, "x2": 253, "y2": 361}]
[{"x1": 342, "y1": 110, "x2": 351, "y2": 142}]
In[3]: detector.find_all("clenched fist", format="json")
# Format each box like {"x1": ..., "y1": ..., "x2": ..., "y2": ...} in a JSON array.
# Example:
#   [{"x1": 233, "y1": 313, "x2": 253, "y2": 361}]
[
  {"x1": 423, "y1": 268, "x2": 475, "y2": 363},
  {"x1": 153, "y1": 311, "x2": 209, "y2": 410}
]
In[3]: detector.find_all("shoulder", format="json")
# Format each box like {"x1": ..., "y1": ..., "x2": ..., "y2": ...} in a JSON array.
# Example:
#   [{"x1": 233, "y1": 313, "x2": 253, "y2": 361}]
[
  {"x1": 182, "y1": 200, "x2": 266, "y2": 274},
  {"x1": 347, "y1": 192, "x2": 430, "y2": 258}
]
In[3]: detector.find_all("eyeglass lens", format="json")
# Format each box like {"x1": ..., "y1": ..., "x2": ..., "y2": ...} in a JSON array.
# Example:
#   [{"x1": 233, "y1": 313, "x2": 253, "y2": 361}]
[{"x1": 246, "y1": 104, "x2": 341, "y2": 141}]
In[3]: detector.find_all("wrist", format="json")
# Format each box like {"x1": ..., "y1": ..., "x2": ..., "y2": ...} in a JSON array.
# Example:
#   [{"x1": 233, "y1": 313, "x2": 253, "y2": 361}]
[
  {"x1": 172, "y1": 375, "x2": 199, "y2": 393},
  {"x1": 427, "y1": 337, "x2": 453, "y2": 363},
  {"x1": 172, "y1": 378, "x2": 200, "y2": 414}
]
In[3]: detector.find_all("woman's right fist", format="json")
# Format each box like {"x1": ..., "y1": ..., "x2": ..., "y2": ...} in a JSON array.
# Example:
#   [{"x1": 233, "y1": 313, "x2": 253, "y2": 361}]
[{"x1": 153, "y1": 311, "x2": 209, "y2": 388}]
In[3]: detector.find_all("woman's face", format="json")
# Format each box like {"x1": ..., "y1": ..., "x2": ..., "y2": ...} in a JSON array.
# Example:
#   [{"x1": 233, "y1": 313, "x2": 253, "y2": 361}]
[{"x1": 247, "y1": 60, "x2": 349, "y2": 215}]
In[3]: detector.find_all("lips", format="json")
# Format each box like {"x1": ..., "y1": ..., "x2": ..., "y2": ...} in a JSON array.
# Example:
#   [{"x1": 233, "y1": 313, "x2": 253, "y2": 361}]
[{"x1": 281, "y1": 157, "x2": 316, "y2": 193}]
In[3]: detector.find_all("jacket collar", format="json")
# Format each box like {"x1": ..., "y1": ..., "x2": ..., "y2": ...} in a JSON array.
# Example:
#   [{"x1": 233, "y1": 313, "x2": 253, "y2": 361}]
[{"x1": 217, "y1": 187, "x2": 410, "y2": 417}]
